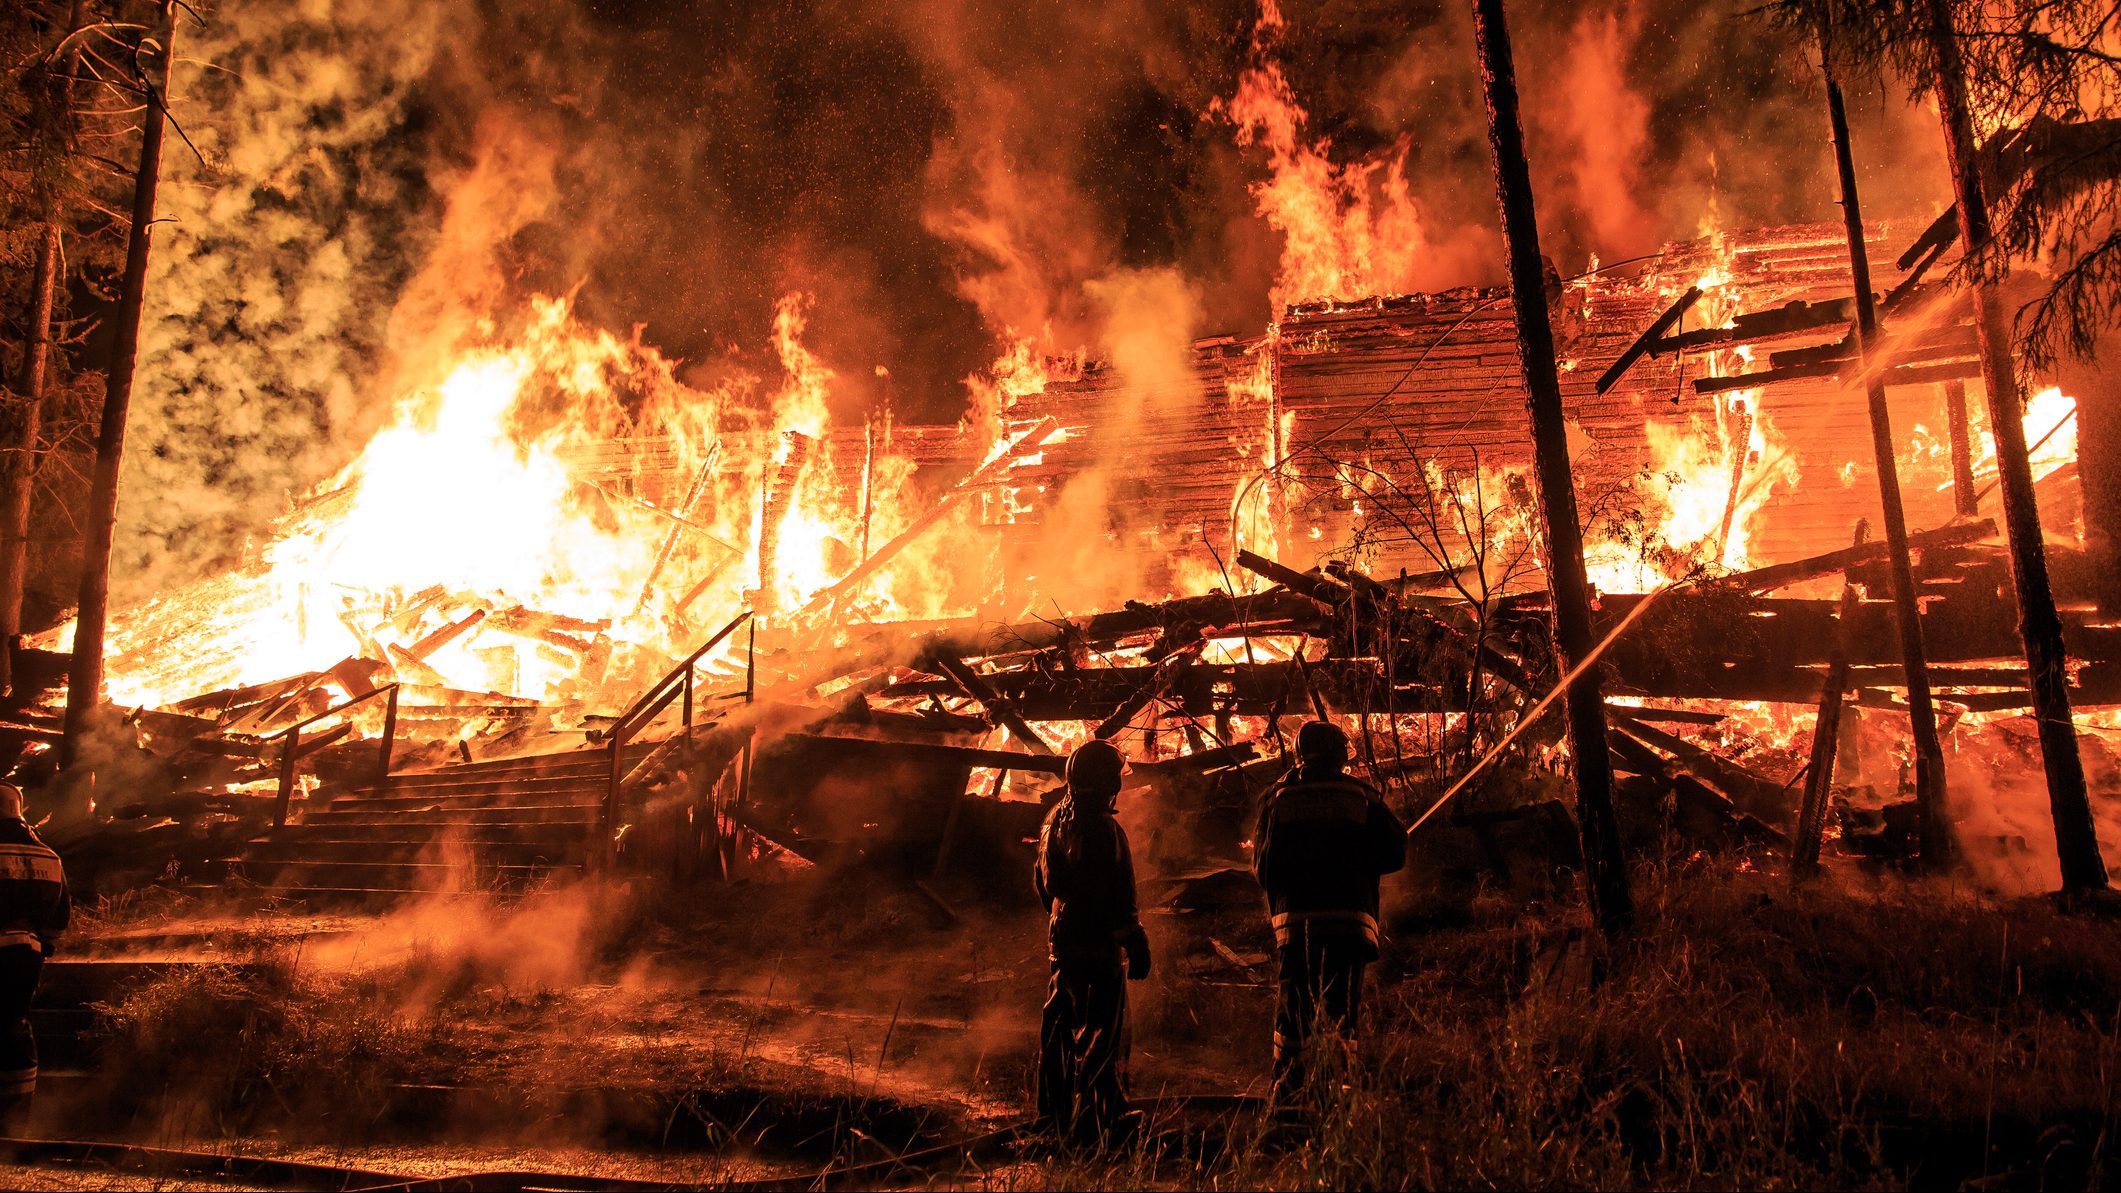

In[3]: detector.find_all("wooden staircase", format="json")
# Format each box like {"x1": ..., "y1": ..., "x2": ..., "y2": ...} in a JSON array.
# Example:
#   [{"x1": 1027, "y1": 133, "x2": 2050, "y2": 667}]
[
  {"x1": 233, "y1": 747, "x2": 646, "y2": 902},
  {"x1": 232, "y1": 613, "x2": 756, "y2": 904}
]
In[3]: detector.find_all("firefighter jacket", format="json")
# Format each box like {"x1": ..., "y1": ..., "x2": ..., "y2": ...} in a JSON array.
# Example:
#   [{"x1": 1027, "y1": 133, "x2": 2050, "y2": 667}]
[
  {"x1": 1253, "y1": 768, "x2": 1407, "y2": 957},
  {"x1": 0, "y1": 818, "x2": 66, "y2": 956},
  {"x1": 1034, "y1": 796, "x2": 1147, "y2": 966}
]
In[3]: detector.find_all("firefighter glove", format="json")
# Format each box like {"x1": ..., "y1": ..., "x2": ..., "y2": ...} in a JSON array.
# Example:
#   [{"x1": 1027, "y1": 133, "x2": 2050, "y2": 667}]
[{"x1": 1123, "y1": 925, "x2": 1151, "y2": 980}]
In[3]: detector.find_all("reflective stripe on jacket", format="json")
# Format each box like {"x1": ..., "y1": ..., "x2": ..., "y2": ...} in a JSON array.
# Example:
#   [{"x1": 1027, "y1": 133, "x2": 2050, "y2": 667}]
[
  {"x1": 0, "y1": 819, "x2": 67, "y2": 958},
  {"x1": 1254, "y1": 770, "x2": 1407, "y2": 955}
]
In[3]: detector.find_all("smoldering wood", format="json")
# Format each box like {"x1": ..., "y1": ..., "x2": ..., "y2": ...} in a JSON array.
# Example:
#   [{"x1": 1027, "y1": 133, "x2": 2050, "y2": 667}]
[
  {"x1": 1609, "y1": 710, "x2": 1793, "y2": 824},
  {"x1": 1608, "y1": 731, "x2": 1790, "y2": 848}
]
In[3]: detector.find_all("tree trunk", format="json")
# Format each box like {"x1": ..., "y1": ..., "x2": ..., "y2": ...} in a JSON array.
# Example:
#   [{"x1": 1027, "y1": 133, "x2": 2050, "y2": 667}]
[
  {"x1": 60, "y1": 4, "x2": 174, "y2": 774},
  {"x1": 1, "y1": 0, "x2": 85, "y2": 699},
  {"x1": 1822, "y1": 49, "x2": 1954, "y2": 866},
  {"x1": 1925, "y1": 0, "x2": 2107, "y2": 890},
  {"x1": 1471, "y1": 0, "x2": 1633, "y2": 937}
]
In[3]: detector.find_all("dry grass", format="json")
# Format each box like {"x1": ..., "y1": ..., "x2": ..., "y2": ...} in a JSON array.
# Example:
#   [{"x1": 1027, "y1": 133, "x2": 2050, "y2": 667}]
[{"x1": 1015, "y1": 861, "x2": 2121, "y2": 1190}]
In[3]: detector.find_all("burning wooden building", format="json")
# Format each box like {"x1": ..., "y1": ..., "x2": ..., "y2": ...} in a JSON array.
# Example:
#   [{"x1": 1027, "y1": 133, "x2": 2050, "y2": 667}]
[{"x1": 9, "y1": 205, "x2": 2114, "y2": 904}]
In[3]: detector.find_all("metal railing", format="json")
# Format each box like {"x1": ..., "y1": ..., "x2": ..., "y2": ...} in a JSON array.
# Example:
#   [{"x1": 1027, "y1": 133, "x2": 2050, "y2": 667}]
[
  {"x1": 599, "y1": 611, "x2": 753, "y2": 861},
  {"x1": 272, "y1": 683, "x2": 401, "y2": 828}
]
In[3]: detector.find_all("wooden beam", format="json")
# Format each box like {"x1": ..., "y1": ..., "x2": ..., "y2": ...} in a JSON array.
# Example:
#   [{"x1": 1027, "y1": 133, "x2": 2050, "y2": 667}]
[
  {"x1": 926, "y1": 653, "x2": 1057, "y2": 754},
  {"x1": 1596, "y1": 284, "x2": 1702, "y2": 394},
  {"x1": 1723, "y1": 519, "x2": 1993, "y2": 594}
]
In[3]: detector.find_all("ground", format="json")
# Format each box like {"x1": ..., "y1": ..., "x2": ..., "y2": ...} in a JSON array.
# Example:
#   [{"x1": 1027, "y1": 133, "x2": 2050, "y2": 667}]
[{"x1": 10, "y1": 856, "x2": 2121, "y2": 1190}]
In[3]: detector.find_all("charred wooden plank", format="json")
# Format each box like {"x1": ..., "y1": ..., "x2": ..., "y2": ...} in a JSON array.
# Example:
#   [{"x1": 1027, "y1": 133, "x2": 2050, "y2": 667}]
[
  {"x1": 1693, "y1": 356, "x2": 1981, "y2": 395},
  {"x1": 1093, "y1": 644, "x2": 1201, "y2": 740},
  {"x1": 1795, "y1": 552, "x2": 1862, "y2": 875},
  {"x1": 1609, "y1": 731, "x2": 1790, "y2": 848},
  {"x1": 1609, "y1": 709, "x2": 1795, "y2": 823},
  {"x1": 1236, "y1": 550, "x2": 1353, "y2": 611},
  {"x1": 1723, "y1": 519, "x2": 1994, "y2": 594},
  {"x1": 1596, "y1": 284, "x2": 1703, "y2": 394},
  {"x1": 405, "y1": 608, "x2": 487, "y2": 661}
]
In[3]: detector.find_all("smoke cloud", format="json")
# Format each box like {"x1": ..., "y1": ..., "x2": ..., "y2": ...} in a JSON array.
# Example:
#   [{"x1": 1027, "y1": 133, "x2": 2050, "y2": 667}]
[{"x1": 110, "y1": 0, "x2": 1951, "y2": 602}]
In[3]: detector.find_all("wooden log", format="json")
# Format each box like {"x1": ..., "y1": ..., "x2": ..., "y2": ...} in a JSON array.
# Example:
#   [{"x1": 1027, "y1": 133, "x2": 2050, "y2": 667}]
[
  {"x1": 1127, "y1": 741, "x2": 1259, "y2": 780},
  {"x1": 1655, "y1": 296, "x2": 1859, "y2": 355},
  {"x1": 1691, "y1": 355, "x2": 1980, "y2": 394},
  {"x1": 1236, "y1": 550, "x2": 1352, "y2": 610},
  {"x1": 385, "y1": 644, "x2": 448, "y2": 687},
  {"x1": 1825, "y1": 53, "x2": 1952, "y2": 866},
  {"x1": 1608, "y1": 732, "x2": 1789, "y2": 848},
  {"x1": 1609, "y1": 710, "x2": 1792, "y2": 823},
  {"x1": 1944, "y1": 380, "x2": 1979, "y2": 517}
]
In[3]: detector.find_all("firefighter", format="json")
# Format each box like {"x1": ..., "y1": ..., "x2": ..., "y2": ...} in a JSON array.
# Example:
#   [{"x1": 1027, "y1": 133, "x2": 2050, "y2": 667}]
[
  {"x1": 1033, "y1": 739, "x2": 1150, "y2": 1143},
  {"x1": 1254, "y1": 721, "x2": 1405, "y2": 1105},
  {"x1": 0, "y1": 783, "x2": 64, "y2": 1132}
]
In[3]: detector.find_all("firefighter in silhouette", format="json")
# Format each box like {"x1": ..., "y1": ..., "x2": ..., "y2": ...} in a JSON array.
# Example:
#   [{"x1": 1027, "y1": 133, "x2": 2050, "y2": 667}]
[
  {"x1": 1033, "y1": 739, "x2": 1150, "y2": 1142},
  {"x1": 0, "y1": 783, "x2": 65, "y2": 1132},
  {"x1": 1254, "y1": 721, "x2": 1405, "y2": 1105}
]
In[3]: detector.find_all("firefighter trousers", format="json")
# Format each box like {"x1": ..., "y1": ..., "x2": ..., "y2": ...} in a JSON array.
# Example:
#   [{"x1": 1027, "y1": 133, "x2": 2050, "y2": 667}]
[
  {"x1": 1036, "y1": 958, "x2": 1128, "y2": 1140},
  {"x1": 0, "y1": 945, "x2": 40, "y2": 1130},
  {"x1": 1272, "y1": 930, "x2": 1367, "y2": 1104}
]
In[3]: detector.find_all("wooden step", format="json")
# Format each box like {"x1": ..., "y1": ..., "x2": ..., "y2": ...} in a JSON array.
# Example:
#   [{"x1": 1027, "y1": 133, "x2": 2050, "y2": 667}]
[
  {"x1": 391, "y1": 746, "x2": 649, "y2": 782},
  {"x1": 386, "y1": 759, "x2": 611, "y2": 786},
  {"x1": 323, "y1": 784, "x2": 605, "y2": 813},
  {"x1": 238, "y1": 858, "x2": 563, "y2": 891},
  {"x1": 371, "y1": 773, "x2": 610, "y2": 799},
  {"x1": 299, "y1": 803, "x2": 601, "y2": 825},
  {"x1": 243, "y1": 838, "x2": 586, "y2": 867},
  {"x1": 265, "y1": 821, "x2": 593, "y2": 846}
]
